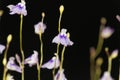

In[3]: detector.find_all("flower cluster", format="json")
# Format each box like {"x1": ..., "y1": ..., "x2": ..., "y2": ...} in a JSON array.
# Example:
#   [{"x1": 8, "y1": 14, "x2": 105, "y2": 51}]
[
  {"x1": 0, "y1": 0, "x2": 74, "y2": 80},
  {"x1": 0, "y1": 0, "x2": 119, "y2": 80}
]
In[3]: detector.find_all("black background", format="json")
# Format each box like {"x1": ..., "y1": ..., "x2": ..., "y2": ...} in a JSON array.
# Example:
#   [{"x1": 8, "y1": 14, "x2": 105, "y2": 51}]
[{"x1": 0, "y1": 0, "x2": 119, "y2": 80}]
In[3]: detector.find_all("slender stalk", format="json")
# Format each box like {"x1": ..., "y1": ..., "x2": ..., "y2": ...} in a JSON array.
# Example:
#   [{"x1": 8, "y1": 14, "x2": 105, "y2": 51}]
[
  {"x1": 20, "y1": 14, "x2": 25, "y2": 80},
  {"x1": 90, "y1": 57, "x2": 95, "y2": 80},
  {"x1": 52, "y1": 44, "x2": 60, "y2": 80},
  {"x1": 95, "y1": 25, "x2": 104, "y2": 58},
  {"x1": 59, "y1": 46, "x2": 66, "y2": 80},
  {"x1": 38, "y1": 33, "x2": 43, "y2": 80},
  {"x1": 108, "y1": 57, "x2": 112, "y2": 73},
  {"x1": 2, "y1": 44, "x2": 10, "y2": 80},
  {"x1": 58, "y1": 14, "x2": 62, "y2": 33}
]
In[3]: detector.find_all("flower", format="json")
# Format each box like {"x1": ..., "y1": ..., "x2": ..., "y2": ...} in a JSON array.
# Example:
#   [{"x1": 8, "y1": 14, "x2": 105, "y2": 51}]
[
  {"x1": 6, "y1": 73, "x2": 14, "y2": 80},
  {"x1": 110, "y1": 49, "x2": 118, "y2": 59},
  {"x1": 100, "y1": 71, "x2": 114, "y2": 80},
  {"x1": 54, "y1": 69, "x2": 67, "y2": 80},
  {"x1": 6, "y1": 57, "x2": 22, "y2": 73},
  {"x1": 0, "y1": 44, "x2": 5, "y2": 54},
  {"x1": 41, "y1": 54, "x2": 60, "y2": 69},
  {"x1": 101, "y1": 27, "x2": 114, "y2": 39},
  {"x1": 116, "y1": 15, "x2": 120, "y2": 22},
  {"x1": 7, "y1": 1, "x2": 27, "y2": 16},
  {"x1": 34, "y1": 21, "x2": 47, "y2": 34},
  {"x1": 24, "y1": 50, "x2": 38, "y2": 67},
  {"x1": 52, "y1": 28, "x2": 73, "y2": 46}
]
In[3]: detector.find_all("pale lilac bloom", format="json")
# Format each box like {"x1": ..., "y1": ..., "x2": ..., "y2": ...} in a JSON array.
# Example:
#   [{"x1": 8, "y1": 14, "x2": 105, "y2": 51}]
[
  {"x1": 0, "y1": 44, "x2": 5, "y2": 54},
  {"x1": 41, "y1": 55, "x2": 60, "y2": 69},
  {"x1": 101, "y1": 27, "x2": 114, "y2": 39},
  {"x1": 7, "y1": 1, "x2": 27, "y2": 16},
  {"x1": 52, "y1": 28, "x2": 73, "y2": 46},
  {"x1": 6, "y1": 57, "x2": 22, "y2": 73},
  {"x1": 34, "y1": 22, "x2": 46, "y2": 34},
  {"x1": 24, "y1": 50, "x2": 38, "y2": 67},
  {"x1": 54, "y1": 69, "x2": 67, "y2": 80},
  {"x1": 100, "y1": 71, "x2": 114, "y2": 80}
]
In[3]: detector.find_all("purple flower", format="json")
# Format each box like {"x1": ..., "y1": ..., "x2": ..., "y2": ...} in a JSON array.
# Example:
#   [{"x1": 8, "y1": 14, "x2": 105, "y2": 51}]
[
  {"x1": 6, "y1": 57, "x2": 22, "y2": 73},
  {"x1": 52, "y1": 28, "x2": 73, "y2": 46},
  {"x1": 34, "y1": 22, "x2": 46, "y2": 34},
  {"x1": 54, "y1": 69, "x2": 67, "y2": 80},
  {"x1": 7, "y1": 1, "x2": 27, "y2": 16},
  {"x1": 41, "y1": 55, "x2": 60, "y2": 69},
  {"x1": 24, "y1": 50, "x2": 38, "y2": 67},
  {"x1": 100, "y1": 71, "x2": 114, "y2": 80},
  {"x1": 0, "y1": 44, "x2": 5, "y2": 54}
]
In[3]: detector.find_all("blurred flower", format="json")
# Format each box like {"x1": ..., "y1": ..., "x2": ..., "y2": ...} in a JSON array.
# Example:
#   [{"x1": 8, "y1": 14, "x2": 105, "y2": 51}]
[
  {"x1": 24, "y1": 50, "x2": 38, "y2": 67},
  {"x1": 116, "y1": 15, "x2": 120, "y2": 22},
  {"x1": 101, "y1": 27, "x2": 114, "y2": 39},
  {"x1": 0, "y1": 44, "x2": 5, "y2": 54},
  {"x1": 100, "y1": 71, "x2": 114, "y2": 80},
  {"x1": 54, "y1": 69, "x2": 67, "y2": 80},
  {"x1": 52, "y1": 28, "x2": 73, "y2": 46},
  {"x1": 42, "y1": 55, "x2": 60, "y2": 69},
  {"x1": 6, "y1": 57, "x2": 22, "y2": 73},
  {"x1": 34, "y1": 22, "x2": 46, "y2": 34},
  {"x1": 7, "y1": 1, "x2": 27, "y2": 16},
  {"x1": 0, "y1": 10, "x2": 4, "y2": 16},
  {"x1": 6, "y1": 73, "x2": 14, "y2": 80},
  {"x1": 110, "y1": 49, "x2": 118, "y2": 59}
]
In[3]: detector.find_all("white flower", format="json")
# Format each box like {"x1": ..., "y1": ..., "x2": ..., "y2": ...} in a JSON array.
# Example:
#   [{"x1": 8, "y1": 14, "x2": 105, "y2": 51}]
[
  {"x1": 54, "y1": 69, "x2": 67, "y2": 80},
  {"x1": 42, "y1": 55, "x2": 60, "y2": 69},
  {"x1": 24, "y1": 50, "x2": 38, "y2": 67},
  {"x1": 100, "y1": 71, "x2": 114, "y2": 80},
  {"x1": 0, "y1": 44, "x2": 5, "y2": 54},
  {"x1": 6, "y1": 74, "x2": 14, "y2": 80},
  {"x1": 7, "y1": 1, "x2": 27, "y2": 16},
  {"x1": 6, "y1": 57, "x2": 22, "y2": 73},
  {"x1": 34, "y1": 22, "x2": 46, "y2": 34},
  {"x1": 101, "y1": 27, "x2": 114, "y2": 39},
  {"x1": 52, "y1": 28, "x2": 73, "y2": 46}
]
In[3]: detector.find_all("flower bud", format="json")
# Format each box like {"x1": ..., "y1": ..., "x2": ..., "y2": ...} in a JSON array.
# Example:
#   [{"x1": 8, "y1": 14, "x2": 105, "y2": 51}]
[
  {"x1": 2, "y1": 58, "x2": 7, "y2": 66},
  {"x1": 59, "y1": 5, "x2": 64, "y2": 14},
  {"x1": 7, "y1": 34, "x2": 12, "y2": 43}
]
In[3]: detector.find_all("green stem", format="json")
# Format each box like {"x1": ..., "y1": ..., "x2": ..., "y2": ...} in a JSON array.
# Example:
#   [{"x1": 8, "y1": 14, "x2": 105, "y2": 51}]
[
  {"x1": 95, "y1": 25, "x2": 104, "y2": 58},
  {"x1": 58, "y1": 12, "x2": 62, "y2": 33},
  {"x1": 38, "y1": 33, "x2": 43, "y2": 80},
  {"x1": 52, "y1": 44, "x2": 60, "y2": 80},
  {"x1": 108, "y1": 57, "x2": 112, "y2": 73},
  {"x1": 59, "y1": 46, "x2": 66, "y2": 80},
  {"x1": 20, "y1": 15, "x2": 25, "y2": 80},
  {"x1": 2, "y1": 43, "x2": 10, "y2": 80},
  {"x1": 90, "y1": 58, "x2": 95, "y2": 80}
]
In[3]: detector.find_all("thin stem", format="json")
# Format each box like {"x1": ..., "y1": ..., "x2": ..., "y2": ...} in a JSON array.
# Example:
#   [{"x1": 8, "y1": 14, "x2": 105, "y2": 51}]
[
  {"x1": 90, "y1": 57, "x2": 95, "y2": 80},
  {"x1": 108, "y1": 57, "x2": 112, "y2": 73},
  {"x1": 95, "y1": 25, "x2": 104, "y2": 58},
  {"x1": 20, "y1": 14, "x2": 25, "y2": 80},
  {"x1": 52, "y1": 44, "x2": 60, "y2": 80},
  {"x1": 38, "y1": 33, "x2": 43, "y2": 80},
  {"x1": 59, "y1": 46, "x2": 66, "y2": 80},
  {"x1": 2, "y1": 43, "x2": 10, "y2": 80},
  {"x1": 58, "y1": 14, "x2": 62, "y2": 33}
]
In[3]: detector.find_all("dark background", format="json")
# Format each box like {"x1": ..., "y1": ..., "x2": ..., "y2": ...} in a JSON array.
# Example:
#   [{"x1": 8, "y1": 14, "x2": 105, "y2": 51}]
[{"x1": 0, "y1": 0, "x2": 119, "y2": 80}]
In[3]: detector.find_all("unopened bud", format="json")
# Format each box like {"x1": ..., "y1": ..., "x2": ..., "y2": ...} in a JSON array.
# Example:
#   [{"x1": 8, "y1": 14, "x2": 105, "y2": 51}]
[
  {"x1": 59, "y1": 5, "x2": 64, "y2": 14},
  {"x1": 7, "y1": 34, "x2": 12, "y2": 43},
  {"x1": 110, "y1": 49, "x2": 118, "y2": 59},
  {"x1": 2, "y1": 58, "x2": 7, "y2": 66}
]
